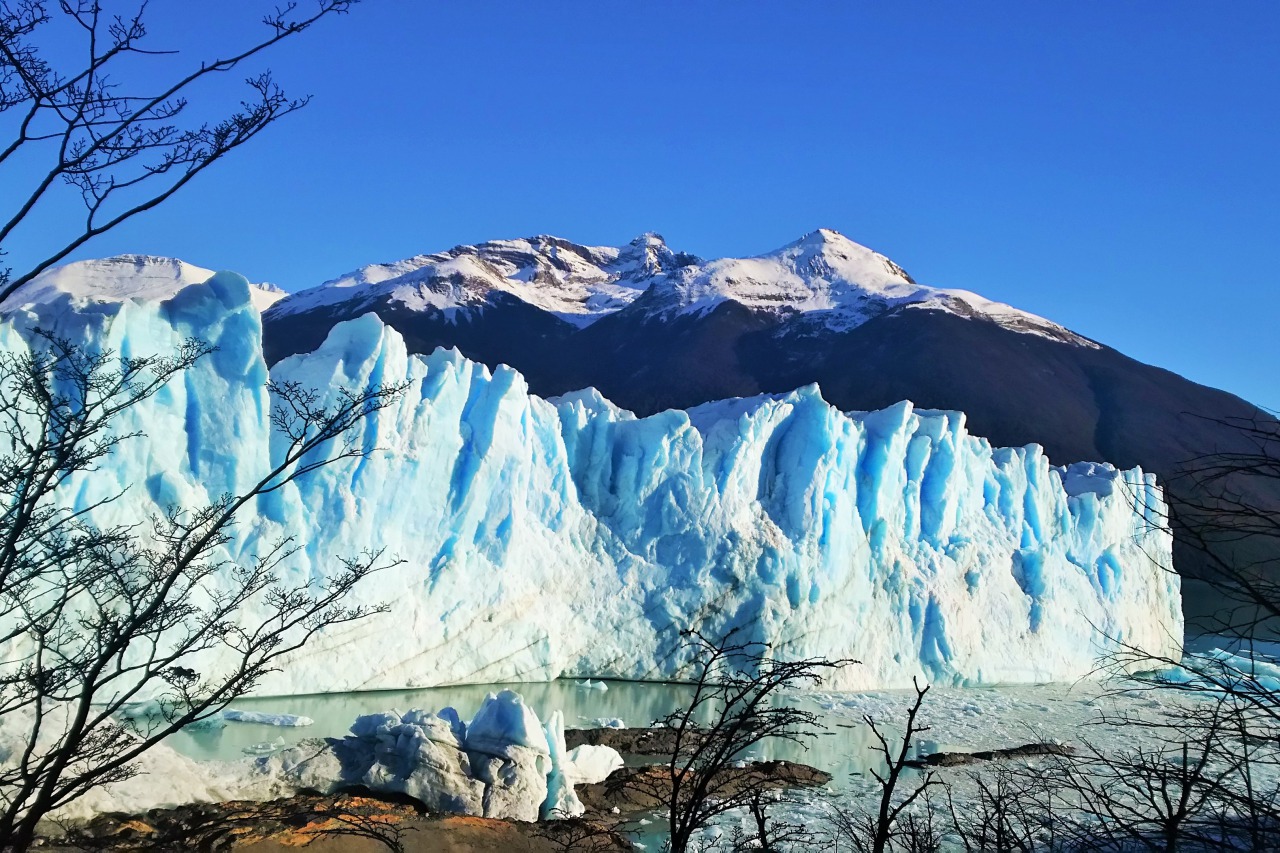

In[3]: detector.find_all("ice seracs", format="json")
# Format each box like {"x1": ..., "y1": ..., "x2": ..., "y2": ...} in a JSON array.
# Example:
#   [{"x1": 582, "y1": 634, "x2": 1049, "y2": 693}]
[{"x1": 0, "y1": 262, "x2": 1182, "y2": 695}]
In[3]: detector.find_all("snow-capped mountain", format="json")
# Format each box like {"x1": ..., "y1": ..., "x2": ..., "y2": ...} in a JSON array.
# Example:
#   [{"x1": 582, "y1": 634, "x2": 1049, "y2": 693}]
[
  {"x1": 265, "y1": 229, "x2": 1090, "y2": 349},
  {"x1": 271, "y1": 233, "x2": 696, "y2": 327},
  {"x1": 620, "y1": 228, "x2": 1091, "y2": 343}
]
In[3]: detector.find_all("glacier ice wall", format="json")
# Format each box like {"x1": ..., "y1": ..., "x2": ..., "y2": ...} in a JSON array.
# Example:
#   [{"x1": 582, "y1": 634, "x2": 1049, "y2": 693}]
[{"x1": 0, "y1": 274, "x2": 1182, "y2": 693}]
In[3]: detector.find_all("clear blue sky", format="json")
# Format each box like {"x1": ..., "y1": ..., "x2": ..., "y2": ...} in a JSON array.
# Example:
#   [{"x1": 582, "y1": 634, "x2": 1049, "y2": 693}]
[{"x1": 10, "y1": 1, "x2": 1280, "y2": 409}]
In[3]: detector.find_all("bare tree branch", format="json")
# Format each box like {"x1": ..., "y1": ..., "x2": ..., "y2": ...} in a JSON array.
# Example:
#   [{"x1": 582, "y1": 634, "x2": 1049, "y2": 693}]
[
  {"x1": 0, "y1": 0, "x2": 360, "y2": 302},
  {"x1": 0, "y1": 331, "x2": 403, "y2": 851}
]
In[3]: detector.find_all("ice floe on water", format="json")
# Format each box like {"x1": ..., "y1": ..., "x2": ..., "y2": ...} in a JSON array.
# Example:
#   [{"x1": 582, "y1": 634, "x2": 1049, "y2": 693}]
[{"x1": 222, "y1": 710, "x2": 314, "y2": 727}]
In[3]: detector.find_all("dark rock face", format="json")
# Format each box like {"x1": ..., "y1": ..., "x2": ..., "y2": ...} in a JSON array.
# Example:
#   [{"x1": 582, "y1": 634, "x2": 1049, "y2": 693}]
[
  {"x1": 262, "y1": 292, "x2": 577, "y2": 376},
  {"x1": 564, "y1": 726, "x2": 706, "y2": 757},
  {"x1": 904, "y1": 741, "x2": 1077, "y2": 770},
  {"x1": 576, "y1": 760, "x2": 832, "y2": 821}
]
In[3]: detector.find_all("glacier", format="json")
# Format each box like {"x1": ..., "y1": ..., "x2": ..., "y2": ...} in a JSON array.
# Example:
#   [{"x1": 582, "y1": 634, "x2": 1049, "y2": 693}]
[{"x1": 0, "y1": 264, "x2": 1183, "y2": 694}]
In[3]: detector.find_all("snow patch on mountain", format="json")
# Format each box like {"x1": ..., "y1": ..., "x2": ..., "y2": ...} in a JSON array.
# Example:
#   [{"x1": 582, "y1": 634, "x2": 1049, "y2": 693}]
[
  {"x1": 640, "y1": 228, "x2": 922, "y2": 324},
  {"x1": 0, "y1": 255, "x2": 287, "y2": 315},
  {"x1": 270, "y1": 233, "x2": 699, "y2": 328},
  {"x1": 639, "y1": 229, "x2": 1095, "y2": 346}
]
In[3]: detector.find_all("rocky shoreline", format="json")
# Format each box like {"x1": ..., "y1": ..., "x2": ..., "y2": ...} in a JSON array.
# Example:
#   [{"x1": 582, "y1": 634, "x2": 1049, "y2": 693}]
[
  {"x1": 38, "y1": 727, "x2": 832, "y2": 851},
  {"x1": 44, "y1": 792, "x2": 632, "y2": 852}
]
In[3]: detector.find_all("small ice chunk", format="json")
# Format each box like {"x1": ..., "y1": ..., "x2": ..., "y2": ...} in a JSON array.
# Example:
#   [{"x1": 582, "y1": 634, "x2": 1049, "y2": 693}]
[
  {"x1": 242, "y1": 736, "x2": 287, "y2": 755},
  {"x1": 351, "y1": 711, "x2": 400, "y2": 739},
  {"x1": 591, "y1": 717, "x2": 626, "y2": 729},
  {"x1": 565, "y1": 744, "x2": 624, "y2": 785}
]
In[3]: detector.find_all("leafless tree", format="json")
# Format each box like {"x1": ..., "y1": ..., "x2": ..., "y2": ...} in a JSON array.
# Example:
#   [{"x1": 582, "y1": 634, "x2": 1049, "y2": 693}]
[
  {"x1": 728, "y1": 788, "x2": 824, "y2": 852},
  {"x1": 1111, "y1": 412, "x2": 1280, "y2": 707},
  {"x1": 0, "y1": 0, "x2": 360, "y2": 302},
  {"x1": 529, "y1": 815, "x2": 631, "y2": 853},
  {"x1": 1075, "y1": 412, "x2": 1280, "y2": 848},
  {"x1": 861, "y1": 679, "x2": 938, "y2": 853},
  {"x1": 826, "y1": 680, "x2": 940, "y2": 853},
  {"x1": 628, "y1": 629, "x2": 847, "y2": 853},
  {"x1": 911, "y1": 686, "x2": 1280, "y2": 852},
  {"x1": 945, "y1": 765, "x2": 1060, "y2": 853},
  {"x1": 0, "y1": 330, "x2": 404, "y2": 851},
  {"x1": 884, "y1": 802, "x2": 943, "y2": 853},
  {"x1": 1042, "y1": 692, "x2": 1280, "y2": 852}
]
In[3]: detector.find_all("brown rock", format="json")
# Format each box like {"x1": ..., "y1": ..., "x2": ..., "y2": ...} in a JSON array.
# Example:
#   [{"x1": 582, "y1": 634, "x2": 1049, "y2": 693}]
[
  {"x1": 40, "y1": 793, "x2": 630, "y2": 853},
  {"x1": 577, "y1": 759, "x2": 831, "y2": 821},
  {"x1": 904, "y1": 742, "x2": 1076, "y2": 770},
  {"x1": 564, "y1": 726, "x2": 701, "y2": 756}
]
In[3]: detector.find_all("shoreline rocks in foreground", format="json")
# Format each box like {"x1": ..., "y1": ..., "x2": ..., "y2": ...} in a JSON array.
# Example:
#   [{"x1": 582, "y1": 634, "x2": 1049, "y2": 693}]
[
  {"x1": 40, "y1": 722, "x2": 833, "y2": 851},
  {"x1": 45, "y1": 792, "x2": 633, "y2": 852}
]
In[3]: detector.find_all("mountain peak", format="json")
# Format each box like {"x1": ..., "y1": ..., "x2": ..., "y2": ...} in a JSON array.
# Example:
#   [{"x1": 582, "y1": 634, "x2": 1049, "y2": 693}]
[
  {"x1": 629, "y1": 231, "x2": 667, "y2": 247},
  {"x1": 802, "y1": 226, "x2": 846, "y2": 243},
  {"x1": 781, "y1": 228, "x2": 862, "y2": 253},
  {"x1": 763, "y1": 229, "x2": 916, "y2": 286},
  {"x1": 611, "y1": 232, "x2": 699, "y2": 281}
]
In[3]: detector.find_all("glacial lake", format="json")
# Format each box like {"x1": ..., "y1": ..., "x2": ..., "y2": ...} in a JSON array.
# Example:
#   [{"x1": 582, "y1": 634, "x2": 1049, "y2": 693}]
[
  {"x1": 164, "y1": 676, "x2": 1146, "y2": 791},
  {"x1": 157, "y1": 676, "x2": 1229, "y2": 845}
]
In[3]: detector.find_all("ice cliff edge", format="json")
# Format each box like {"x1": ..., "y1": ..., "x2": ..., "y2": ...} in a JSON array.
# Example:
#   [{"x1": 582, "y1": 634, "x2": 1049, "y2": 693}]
[{"x1": 0, "y1": 266, "x2": 1183, "y2": 692}]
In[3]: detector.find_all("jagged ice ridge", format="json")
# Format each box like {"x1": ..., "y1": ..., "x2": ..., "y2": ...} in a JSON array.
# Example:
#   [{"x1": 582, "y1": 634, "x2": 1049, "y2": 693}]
[{"x1": 0, "y1": 265, "x2": 1182, "y2": 693}]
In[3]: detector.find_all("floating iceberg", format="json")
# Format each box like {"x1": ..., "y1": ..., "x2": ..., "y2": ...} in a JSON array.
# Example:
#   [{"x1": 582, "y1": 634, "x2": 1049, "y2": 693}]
[
  {"x1": 222, "y1": 710, "x2": 314, "y2": 727},
  {"x1": 0, "y1": 267, "x2": 1183, "y2": 694}
]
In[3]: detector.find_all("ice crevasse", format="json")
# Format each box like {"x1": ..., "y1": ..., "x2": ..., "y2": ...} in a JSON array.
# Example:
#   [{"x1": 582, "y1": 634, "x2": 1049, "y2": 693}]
[{"x1": 0, "y1": 269, "x2": 1183, "y2": 693}]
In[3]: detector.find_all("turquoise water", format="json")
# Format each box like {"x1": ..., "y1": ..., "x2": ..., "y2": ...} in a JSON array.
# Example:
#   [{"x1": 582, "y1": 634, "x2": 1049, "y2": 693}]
[
  {"x1": 165, "y1": 678, "x2": 913, "y2": 784},
  {"x1": 171, "y1": 679, "x2": 695, "y2": 761},
  {"x1": 160, "y1": 678, "x2": 1108, "y2": 846}
]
